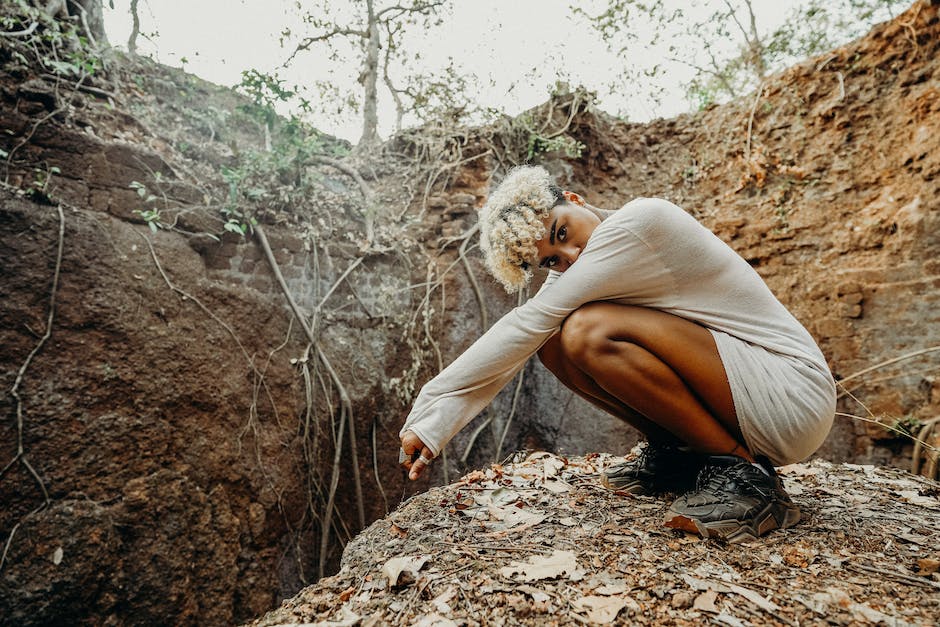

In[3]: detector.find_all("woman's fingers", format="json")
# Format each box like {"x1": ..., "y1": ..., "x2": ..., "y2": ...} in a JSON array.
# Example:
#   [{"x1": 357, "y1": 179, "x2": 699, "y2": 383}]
[
  {"x1": 408, "y1": 445, "x2": 436, "y2": 480},
  {"x1": 400, "y1": 431, "x2": 435, "y2": 480}
]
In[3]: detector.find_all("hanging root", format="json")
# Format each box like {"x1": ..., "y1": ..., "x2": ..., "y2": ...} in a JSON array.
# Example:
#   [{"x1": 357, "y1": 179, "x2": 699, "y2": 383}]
[
  {"x1": 255, "y1": 225, "x2": 367, "y2": 577},
  {"x1": 0, "y1": 203, "x2": 64, "y2": 573}
]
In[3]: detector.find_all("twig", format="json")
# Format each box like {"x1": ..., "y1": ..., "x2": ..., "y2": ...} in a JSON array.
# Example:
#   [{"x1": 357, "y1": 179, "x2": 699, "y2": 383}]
[
  {"x1": 460, "y1": 414, "x2": 493, "y2": 465},
  {"x1": 457, "y1": 225, "x2": 487, "y2": 332},
  {"x1": 495, "y1": 366, "x2": 525, "y2": 461},
  {"x1": 0, "y1": 522, "x2": 21, "y2": 573},
  {"x1": 837, "y1": 346, "x2": 940, "y2": 384},
  {"x1": 40, "y1": 73, "x2": 117, "y2": 100},
  {"x1": 744, "y1": 82, "x2": 765, "y2": 160},
  {"x1": 834, "y1": 412, "x2": 937, "y2": 453},
  {"x1": 371, "y1": 417, "x2": 389, "y2": 514},
  {"x1": 137, "y1": 232, "x2": 258, "y2": 375},
  {"x1": 311, "y1": 156, "x2": 375, "y2": 242},
  {"x1": 1, "y1": 203, "x2": 64, "y2": 504},
  {"x1": 911, "y1": 416, "x2": 940, "y2": 478},
  {"x1": 494, "y1": 290, "x2": 528, "y2": 460},
  {"x1": 0, "y1": 21, "x2": 38, "y2": 37},
  {"x1": 846, "y1": 562, "x2": 940, "y2": 590},
  {"x1": 316, "y1": 257, "x2": 364, "y2": 311}
]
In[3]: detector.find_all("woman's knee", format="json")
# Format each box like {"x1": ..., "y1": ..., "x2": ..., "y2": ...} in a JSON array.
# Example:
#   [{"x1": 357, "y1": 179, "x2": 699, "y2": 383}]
[{"x1": 560, "y1": 302, "x2": 621, "y2": 363}]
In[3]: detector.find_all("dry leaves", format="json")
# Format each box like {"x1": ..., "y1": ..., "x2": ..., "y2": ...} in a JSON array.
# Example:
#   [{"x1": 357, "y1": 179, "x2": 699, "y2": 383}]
[
  {"x1": 251, "y1": 457, "x2": 940, "y2": 627},
  {"x1": 498, "y1": 549, "x2": 583, "y2": 583}
]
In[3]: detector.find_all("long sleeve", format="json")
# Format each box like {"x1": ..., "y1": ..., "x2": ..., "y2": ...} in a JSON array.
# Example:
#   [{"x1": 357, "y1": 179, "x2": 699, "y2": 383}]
[{"x1": 399, "y1": 216, "x2": 673, "y2": 456}]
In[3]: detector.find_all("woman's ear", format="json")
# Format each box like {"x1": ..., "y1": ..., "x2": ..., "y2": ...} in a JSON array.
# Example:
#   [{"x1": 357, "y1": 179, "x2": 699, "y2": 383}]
[{"x1": 562, "y1": 190, "x2": 586, "y2": 206}]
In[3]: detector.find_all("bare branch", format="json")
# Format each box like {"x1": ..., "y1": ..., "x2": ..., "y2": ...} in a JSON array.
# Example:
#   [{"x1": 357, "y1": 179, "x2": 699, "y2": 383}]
[
  {"x1": 722, "y1": 0, "x2": 753, "y2": 44},
  {"x1": 284, "y1": 27, "x2": 368, "y2": 65},
  {"x1": 376, "y1": 1, "x2": 445, "y2": 20},
  {"x1": 382, "y1": 21, "x2": 406, "y2": 130},
  {"x1": 666, "y1": 55, "x2": 736, "y2": 97}
]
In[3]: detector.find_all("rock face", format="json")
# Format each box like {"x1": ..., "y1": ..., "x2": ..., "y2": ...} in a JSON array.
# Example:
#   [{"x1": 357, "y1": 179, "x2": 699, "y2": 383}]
[
  {"x1": 0, "y1": 57, "x2": 416, "y2": 624},
  {"x1": 1, "y1": 2, "x2": 939, "y2": 626}
]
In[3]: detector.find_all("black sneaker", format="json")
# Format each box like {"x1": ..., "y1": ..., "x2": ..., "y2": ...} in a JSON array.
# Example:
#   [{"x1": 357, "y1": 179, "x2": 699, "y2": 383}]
[
  {"x1": 601, "y1": 441, "x2": 705, "y2": 495},
  {"x1": 663, "y1": 455, "x2": 801, "y2": 543}
]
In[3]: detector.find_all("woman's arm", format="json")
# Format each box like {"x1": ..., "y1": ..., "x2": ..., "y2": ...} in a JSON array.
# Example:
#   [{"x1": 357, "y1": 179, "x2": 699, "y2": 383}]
[{"x1": 400, "y1": 217, "x2": 673, "y2": 472}]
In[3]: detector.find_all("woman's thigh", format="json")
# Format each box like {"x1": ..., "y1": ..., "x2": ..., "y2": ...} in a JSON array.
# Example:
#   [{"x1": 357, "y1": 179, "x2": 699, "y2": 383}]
[{"x1": 560, "y1": 302, "x2": 740, "y2": 435}]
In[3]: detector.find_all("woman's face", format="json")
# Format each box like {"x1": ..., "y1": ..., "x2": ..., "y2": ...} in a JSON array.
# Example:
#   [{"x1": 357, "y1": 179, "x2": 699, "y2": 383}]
[{"x1": 534, "y1": 193, "x2": 601, "y2": 273}]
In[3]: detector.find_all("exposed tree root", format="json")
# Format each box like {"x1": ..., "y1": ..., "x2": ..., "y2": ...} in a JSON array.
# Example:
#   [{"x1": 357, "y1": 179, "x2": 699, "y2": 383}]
[
  {"x1": 255, "y1": 224, "x2": 368, "y2": 578},
  {"x1": 0, "y1": 203, "x2": 64, "y2": 573}
]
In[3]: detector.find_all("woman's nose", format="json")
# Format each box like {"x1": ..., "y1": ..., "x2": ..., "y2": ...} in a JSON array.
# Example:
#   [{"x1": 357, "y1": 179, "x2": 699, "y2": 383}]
[{"x1": 563, "y1": 245, "x2": 581, "y2": 268}]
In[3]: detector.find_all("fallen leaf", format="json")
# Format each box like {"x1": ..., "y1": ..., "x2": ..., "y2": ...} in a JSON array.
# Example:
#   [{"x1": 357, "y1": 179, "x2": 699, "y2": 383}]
[
  {"x1": 542, "y1": 456, "x2": 565, "y2": 478},
  {"x1": 382, "y1": 555, "x2": 428, "y2": 587},
  {"x1": 693, "y1": 590, "x2": 720, "y2": 613},
  {"x1": 542, "y1": 477, "x2": 572, "y2": 493},
  {"x1": 777, "y1": 463, "x2": 821, "y2": 476},
  {"x1": 484, "y1": 504, "x2": 546, "y2": 531},
  {"x1": 714, "y1": 612, "x2": 746, "y2": 627},
  {"x1": 517, "y1": 584, "x2": 551, "y2": 604},
  {"x1": 916, "y1": 557, "x2": 939, "y2": 575},
  {"x1": 681, "y1": 574, "x2": 729, "y2": 593},
  {"x1": 51, "y1": 547, "x2": 63, "y2": 565},
  {"x1": 412, "y1": 613, "x2": 458, "y2": 627},
  {"x1": 389, "y1": 523, "x2": 407, "y2": 538},
  {"x1": 431, "y1": 586, "x2": 456, "y2": 614},
  {"x1": 727, "y1": 583, "x2": 780, "y2": 612},
  {"x1": 594, "y1": 582, "x2": 628, "y2": 596},
  {"x1": 499, "y1": 549, "x2": 582, "y2": 582},
  {"x1": 812, "y1": 588, "x2": 918, "y2": 627},
  {"x1": 898, "y1": 490, "x2": 940, "y2": 508},
  {"x1": 458, "y1": 470, "x2": 486, "y2": 484},
  {"x1": 572, "y1": 595, "x2": 628, "y2": 624}
]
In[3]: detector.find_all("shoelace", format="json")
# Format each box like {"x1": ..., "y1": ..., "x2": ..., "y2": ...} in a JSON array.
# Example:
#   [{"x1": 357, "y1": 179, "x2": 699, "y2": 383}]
[{"x1": 696, "y1": 462, "x2": 771, "y2": 498}]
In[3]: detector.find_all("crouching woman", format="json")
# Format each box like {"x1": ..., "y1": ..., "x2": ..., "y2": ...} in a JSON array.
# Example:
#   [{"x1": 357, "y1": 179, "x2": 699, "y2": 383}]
[{"x1": 399, "y1": 165, "x2": 835, "y2": 542}]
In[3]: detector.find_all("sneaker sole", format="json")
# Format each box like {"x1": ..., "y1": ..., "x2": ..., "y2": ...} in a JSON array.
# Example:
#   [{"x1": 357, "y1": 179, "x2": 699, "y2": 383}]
[
  {"x1": 663, "y1": 500, "x2": 801, "y2": 543},
  {"x1": 600, "y1": 473, "x2": 655, "y2": 495},
  {"x1": 600, "y1": 473, "x2": 695, "y2": 496}
]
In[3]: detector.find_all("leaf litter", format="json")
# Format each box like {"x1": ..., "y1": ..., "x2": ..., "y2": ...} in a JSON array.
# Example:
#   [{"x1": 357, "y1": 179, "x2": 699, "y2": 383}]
[{"x1": 249, "y1": 454, "x2": 940, "y2": 626}]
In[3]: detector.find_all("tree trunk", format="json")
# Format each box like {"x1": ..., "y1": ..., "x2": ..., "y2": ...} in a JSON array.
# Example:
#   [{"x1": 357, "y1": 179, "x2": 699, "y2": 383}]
[
  {"x1": 67, "y1": 0, "x2": 110, "y2": 47},
  {"x1": 359, "y1": 0, "x2": 380, "y2": 147},
  {"x1": 128, "y1": 0, "x2": 140, "y2": 54}
]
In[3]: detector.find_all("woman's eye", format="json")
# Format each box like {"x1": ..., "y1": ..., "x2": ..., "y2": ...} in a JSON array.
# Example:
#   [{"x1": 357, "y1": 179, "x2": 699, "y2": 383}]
[
  {"x1": 558, "y1": 225, "x2": 567, "y2": 241},
  {"x1": 547, "y1": 256, "x2": 558, "y2": 267}
]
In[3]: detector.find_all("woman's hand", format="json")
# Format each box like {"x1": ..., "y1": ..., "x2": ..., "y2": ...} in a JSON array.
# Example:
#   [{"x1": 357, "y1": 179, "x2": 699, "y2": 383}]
[{"x1": 400, "y1": 431, "x2": 435, "y2": 480}]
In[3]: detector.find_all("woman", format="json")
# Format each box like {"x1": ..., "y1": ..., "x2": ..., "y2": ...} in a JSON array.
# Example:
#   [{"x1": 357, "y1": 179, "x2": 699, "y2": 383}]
[{"x1": 399, "y1": 165, "x2": 835, "y2": 542}]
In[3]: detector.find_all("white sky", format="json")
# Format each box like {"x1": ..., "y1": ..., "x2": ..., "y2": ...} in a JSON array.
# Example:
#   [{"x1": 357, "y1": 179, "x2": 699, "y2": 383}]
[{"x1": 102, "y1": 1, "x2": 809, "y2": 142}]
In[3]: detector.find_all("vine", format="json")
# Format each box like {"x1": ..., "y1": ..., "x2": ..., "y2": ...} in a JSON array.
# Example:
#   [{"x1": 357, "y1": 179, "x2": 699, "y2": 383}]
[{"x1": 0, "y1": 203, "x2": 64, "y2": 574}]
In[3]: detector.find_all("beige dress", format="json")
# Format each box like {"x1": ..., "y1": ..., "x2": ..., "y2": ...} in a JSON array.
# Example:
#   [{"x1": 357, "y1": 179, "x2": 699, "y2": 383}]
[{"x1": 400, "y1": 198, "x2": 836, "y2": 466}]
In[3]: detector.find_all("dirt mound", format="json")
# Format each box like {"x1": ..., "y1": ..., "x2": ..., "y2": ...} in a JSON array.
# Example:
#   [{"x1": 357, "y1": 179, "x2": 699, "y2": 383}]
[{"x1": 249, "y1": 453, "x2": 940, "y2": 626}]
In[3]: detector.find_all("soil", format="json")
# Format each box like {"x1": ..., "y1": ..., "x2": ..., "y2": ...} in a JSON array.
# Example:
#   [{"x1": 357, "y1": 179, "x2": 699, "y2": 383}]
[
  {"x1": 249, "y1": 452, "x2": 940, "y2": 626},
  {"x1": 1, "y1": 1, "x2": 939, "y2": 625}
]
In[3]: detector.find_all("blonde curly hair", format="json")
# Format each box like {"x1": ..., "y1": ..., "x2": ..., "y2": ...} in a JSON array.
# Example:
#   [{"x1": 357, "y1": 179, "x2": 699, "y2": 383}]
[{"x1": 478, "y1": 165, "x2": 564, "y2": 293}]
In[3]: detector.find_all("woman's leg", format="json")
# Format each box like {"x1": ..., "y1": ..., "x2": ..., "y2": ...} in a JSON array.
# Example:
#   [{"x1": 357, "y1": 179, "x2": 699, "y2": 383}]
[
  {"x1": 538, "y1": 302, "x2": 752, "y2": 461},
  {"x1": 538, "y1": 333, "x2": 677, "y2": 443}
]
